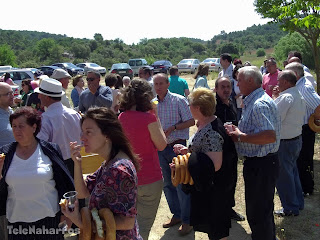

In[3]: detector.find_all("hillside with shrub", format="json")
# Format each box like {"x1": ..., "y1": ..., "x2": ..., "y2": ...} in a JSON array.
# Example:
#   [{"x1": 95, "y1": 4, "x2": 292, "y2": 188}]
[{"x1": 0, "y1": 23, "x2": 287, "y2": 69}]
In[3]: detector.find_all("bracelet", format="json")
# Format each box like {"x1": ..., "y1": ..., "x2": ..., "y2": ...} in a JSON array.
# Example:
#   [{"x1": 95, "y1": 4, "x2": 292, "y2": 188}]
[{"x1": 237, "y1": 134, "x2": 242, "y2": 142}]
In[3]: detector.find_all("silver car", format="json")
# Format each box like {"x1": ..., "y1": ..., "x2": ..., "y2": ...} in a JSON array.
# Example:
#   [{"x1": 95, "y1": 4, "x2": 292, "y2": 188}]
[
  {"x1": 177, "y1": 59, "x2": 200, "y2": 74},
  {"x1": 202, "y1": 58, "x2": 221, "y2": 72},
  {"x1": 76, "y1": 63, "x2": 106, "y2": 76}
]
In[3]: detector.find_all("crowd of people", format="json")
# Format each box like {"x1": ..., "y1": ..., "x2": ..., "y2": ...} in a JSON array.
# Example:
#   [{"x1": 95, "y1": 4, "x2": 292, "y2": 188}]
[{"x1": 0, "y1": 50, "x2": 319, "y2": 240}]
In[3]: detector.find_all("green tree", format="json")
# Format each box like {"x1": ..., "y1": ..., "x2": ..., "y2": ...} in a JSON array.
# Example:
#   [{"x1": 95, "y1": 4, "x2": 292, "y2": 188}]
[
  {"x1": 256, "y1": 48, "x2": 266, "y2": 57},
  {"x1": 218, "y1": 43, "x2": 239, "y2": 55},
  {"x1": 274, "y1": 32, "x2": 314, "y2": 68},
  {"x1": 0, "y1": 44, "x2": 16, "y2": 66},
  {"x1": 255, "y1": 0, "x2": 320, "y2": 92}
]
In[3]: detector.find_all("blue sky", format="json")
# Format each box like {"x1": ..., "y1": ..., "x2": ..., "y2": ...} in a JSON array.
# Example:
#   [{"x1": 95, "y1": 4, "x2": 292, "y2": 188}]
[{"x1": 1, "y1": 0, "x2": 270, "y2": 44}]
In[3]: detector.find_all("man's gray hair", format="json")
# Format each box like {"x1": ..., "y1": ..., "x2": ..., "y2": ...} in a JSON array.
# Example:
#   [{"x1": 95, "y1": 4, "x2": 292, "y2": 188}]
[
  {"x1": 285, "y1": 62, "x2": 304, "y2": 78},
  {"x1": 238, "y1": 66, "x2": 262, "y2": 85},
  {"x1": 278, "y1": 70, "x2": 297, "y2": 85}
]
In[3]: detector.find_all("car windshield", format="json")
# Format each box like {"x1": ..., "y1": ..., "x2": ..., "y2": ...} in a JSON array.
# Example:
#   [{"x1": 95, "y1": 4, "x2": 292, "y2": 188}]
[
  {"x1": 89, "y1": 63, "x2": 100, "y2": 67},
  {"x1": 179, "y1": 60, "x2": 192, "y2": 64},
  {"x1": 65, "y1": 63, "x2": 78, "y2": 68},
  {"x1": 204, "y1": 59, "x2": 217, "y2": 63},
  {"x1": 113, "y1": 63, "x2": 129, "y2": 69},
  {"x1": 153, "y1": 61, "x2": 165, "y2": 65}
]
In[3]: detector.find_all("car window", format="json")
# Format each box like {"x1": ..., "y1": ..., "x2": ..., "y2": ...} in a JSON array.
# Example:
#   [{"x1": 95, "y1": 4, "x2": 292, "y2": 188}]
[
  {"x1": 142, "y1": 59, "x2": 147, "y2": 65},
  {"x1": 90, "y1": 63, "x2": 99, "y2": 67},
  {"x1": 136, "y1": 60, "x2": 142, "y2": 66},
  {"x1": 20, "y1": 72, "x2": 31, "y2": 80},
  {"x1": 12, "y1": 72, "x2": 20, "y2": 81},
  {"x1": 128, "y1": 60, "x2": 135, "y2": 66}
]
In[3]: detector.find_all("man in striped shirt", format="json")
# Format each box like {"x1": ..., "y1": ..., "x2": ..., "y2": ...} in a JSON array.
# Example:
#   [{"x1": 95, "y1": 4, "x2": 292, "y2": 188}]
[
  {"x1": 285, "y1": 62, "x2": 320, "y2": 195},
  {"x1": 225, "y1": 66, "x2": 280, "y2": 240},
  {"x1": 153, "y1": 73, "x2": 195, "y2": 236}
]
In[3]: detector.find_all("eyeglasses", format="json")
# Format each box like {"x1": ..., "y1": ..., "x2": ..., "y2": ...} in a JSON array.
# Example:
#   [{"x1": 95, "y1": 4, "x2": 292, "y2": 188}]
[
  {"x1": 86, "y1": 77, "x2": 96, "y2": 82},
  {"x1": 0, "y1": 91, "x2": 14, "y2": 97}
]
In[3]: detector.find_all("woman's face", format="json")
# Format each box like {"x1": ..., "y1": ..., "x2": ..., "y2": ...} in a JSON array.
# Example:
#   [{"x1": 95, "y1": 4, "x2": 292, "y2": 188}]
[
  {"x1": 22, "y1": 83, "x2": 29, "y2": 93},
  {"x1": 81, "y1": 118, "x2": 110, "y2": 154},
  {"x1": 77, "y1": 78, "x2": 85, "y2": 88},
  {"x1": 189, "y1": 103, "x2": 201, "y2": 120},
  {"x1": 12, "y1": 116, "x2": 36, "y2": 143}
]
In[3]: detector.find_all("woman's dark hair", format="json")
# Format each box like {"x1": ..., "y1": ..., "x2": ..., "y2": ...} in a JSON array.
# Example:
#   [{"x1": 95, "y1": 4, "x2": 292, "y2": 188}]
[
  {"x1": 105, "y1": 73, "x2": 118, "y2": 88},
  {"x1": 81, "y1": 107, "x2": 140, "y2": 170},
  {"x1": 119, "y1": 78, "x2": 153, "y2": 112},
  {"x1": 72, "y1": 75, "x2": 83, "y2": 87},
  {"x1": 115, "y1": 74, "x2": 123, "y2": 89},
  {"x1": 4, "y1": 73, "x2": 10, "y2": 80},
  {"x1": 22, "y1": 79, "x2": 33, "y2": 92},
  {"x1": 232, "y1": 64, "x2": 244, "y2": 80},
  {"x1": 10, "y1": 107, "x2": 41, "y2": 136}
]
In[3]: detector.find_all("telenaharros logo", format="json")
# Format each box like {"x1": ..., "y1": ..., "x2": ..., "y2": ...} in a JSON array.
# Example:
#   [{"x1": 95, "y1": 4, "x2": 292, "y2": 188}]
[{"x1": 7, "y1": 225, "x2": 80, "y2": 235}]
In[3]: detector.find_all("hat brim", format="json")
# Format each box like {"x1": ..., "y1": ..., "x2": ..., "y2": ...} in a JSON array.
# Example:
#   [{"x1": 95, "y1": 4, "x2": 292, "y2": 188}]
[{"x1": 34, "y1": 87, "x2": 65, "y2": 97}]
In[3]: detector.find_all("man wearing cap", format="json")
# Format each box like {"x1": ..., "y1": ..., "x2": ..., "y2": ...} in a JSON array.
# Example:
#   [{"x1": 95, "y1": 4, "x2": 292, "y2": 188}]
[
  {"x1": 36, "y1": 78, "x2": 81, "y2": 176},
  {"x1": 78, "y1": 71, "x2": 113, "y2": 113},
  {"x1": 51, "y1": 68, "x2": 72, "y2": 108}
]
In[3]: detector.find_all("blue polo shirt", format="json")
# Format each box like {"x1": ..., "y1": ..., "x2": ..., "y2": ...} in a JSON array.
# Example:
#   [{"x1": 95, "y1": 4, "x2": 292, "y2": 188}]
[{"x1": 168, "y1": 75, "x2": 189, "y2": 97}]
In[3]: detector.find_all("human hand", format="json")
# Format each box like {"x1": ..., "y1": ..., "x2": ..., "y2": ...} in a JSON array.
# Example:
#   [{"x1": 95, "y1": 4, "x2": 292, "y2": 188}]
[
  {"x1": 61, "y1": 199, "x2": 82, "y2": 228},
  {"x1": 164, "y1": 126, "x2": 175, "y2": 137},
  {"x1": 0, "y1": 153, "x2": 5, "y2": 171},
  {"x1": 70, "y1": 142, "x2": 82, "y2": 165},
  {"x1": 173, "y1": 144, "x2": 188, "y2": 155},
  {"x1": 272, "y1": 86, "x2": 280, "y2": 99}
]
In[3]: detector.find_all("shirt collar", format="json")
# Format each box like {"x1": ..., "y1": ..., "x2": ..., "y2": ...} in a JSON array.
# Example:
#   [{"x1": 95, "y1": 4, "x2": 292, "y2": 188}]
[
  {"x1": 243, "y1": 87, "x2": 264, "y2": 106},
  {"x1": 157, "y1": 90, "x2": 171, "y2": 102},
  {"x1": 279, "y1": 86, "x2": 296, "y2": 96}
]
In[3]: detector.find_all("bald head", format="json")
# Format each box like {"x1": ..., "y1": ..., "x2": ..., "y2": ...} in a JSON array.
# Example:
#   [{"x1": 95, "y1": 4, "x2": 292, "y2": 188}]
[
  {"x1": 288, "y1": 56, "x2": 301, "y2": 64},
  {"x1": 0, "y1": 82, "x2": 14, "y2": 110}
]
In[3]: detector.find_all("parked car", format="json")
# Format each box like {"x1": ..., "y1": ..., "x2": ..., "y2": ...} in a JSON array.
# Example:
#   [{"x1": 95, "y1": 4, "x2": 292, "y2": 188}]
[
  {"x1": 0, "y1": 69, "x2": 35, "y2": 95},
  {"x1": 76, "y1": 62, "x2": 107, "y2": 76},
  {"x1": 109, "y1": 63, "x2": 133, "y2": 79},
  {"x1": 177, "y1": 59, "x2": 200, "y2": 74},
  {"x1": 151, "y1": 60, "x2": 172, "y2": 74},
  {"x1": 51, "y1": 62, "x2": 84, "y2": 76},
  {"x1": 37, "y1": 66, "x2": 61, "y2": 77},
  {"x1": 202, "y1": 58, "x2": 221, "y2": 72},
  {"x1": 128, "y1": 58, "x2": 148, "y2": 76}
]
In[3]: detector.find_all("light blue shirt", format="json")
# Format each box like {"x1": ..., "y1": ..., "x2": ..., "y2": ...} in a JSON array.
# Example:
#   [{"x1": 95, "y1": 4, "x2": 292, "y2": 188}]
[
  {"x1": 0, "y1": 107, "x2": 15, "y2": 147},
  {"x1": 194, "y1": 76, "x2": 209, "y2": 89},
  {"x1": 235, "y1": 88, "x2": 280, "y2": 157},
  {"x1": 296, "y1": 76, "x2": 320, "y2": 124}
]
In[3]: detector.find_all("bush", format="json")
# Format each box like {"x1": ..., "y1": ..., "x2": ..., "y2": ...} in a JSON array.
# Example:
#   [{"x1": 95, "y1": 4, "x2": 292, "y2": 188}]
[{"x1": 256, "y1": 48, "x2": 266, "y2": 57}]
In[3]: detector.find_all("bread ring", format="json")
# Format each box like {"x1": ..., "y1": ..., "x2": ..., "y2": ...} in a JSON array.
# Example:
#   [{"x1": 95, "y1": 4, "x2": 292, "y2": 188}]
[
  {"x1": 99, "y1": 208, "x2": 116, "y2": 240},
  {"x1": 308, "y1": 114, "x2": 320, "y2": 132},
  {"x1": 79, "y1": 207, "x2": 92, "y2": 240},
  {"x1": 183, "y1": 155, "x2": 190, "y2": 184},
  {"x1": 178, "y1": 155, "x2": 186, "y2": 184},
  {"x1": 91, "y1": 208, "x2": 104, "y2": 240},
  {"x1": 171, "y1": 157, "x2": 181, "y2": 187},
  {"x1": 0, "y1": 153, "x2": 5, "y2": 158}
]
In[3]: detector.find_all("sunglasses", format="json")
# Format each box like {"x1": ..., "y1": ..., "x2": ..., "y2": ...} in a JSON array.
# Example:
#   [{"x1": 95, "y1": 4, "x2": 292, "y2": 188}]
[{"x1": 86, "y1": 77, "x2": 97, "y2": 82}]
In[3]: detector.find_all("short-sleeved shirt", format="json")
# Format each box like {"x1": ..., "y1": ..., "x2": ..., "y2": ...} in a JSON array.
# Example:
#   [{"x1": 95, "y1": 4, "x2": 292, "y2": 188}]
[
  {"x1": 262, "y1": 69, "x2": 280, "y2": 97},
  {"x1": 194, "y1": 76, "x2": 210, "y2": 89},
  {"x1": 188, "y1": 123, "x2": 223, "y2": 153},
  {"x1": 169, "y1": 75, "x2": 189, "y2": 96},
  {"x1": 236, "y1": 88, "x2": 280, "y2": 157},
  {"x1": 296, "y1": 76, "x2": 320, "y2": 124},
  {"x1": 0, "y1": 108, "x2": 14, "y2": 147},
  {"x1": 155, "y1": 90, "x2": 193, "y2": 144},
  {"x1": 86, "y1": 158, "x2": 142, "y2": 240},
  {"x1": 119, "y1": 111, "x2": 162, "y2": 185}
]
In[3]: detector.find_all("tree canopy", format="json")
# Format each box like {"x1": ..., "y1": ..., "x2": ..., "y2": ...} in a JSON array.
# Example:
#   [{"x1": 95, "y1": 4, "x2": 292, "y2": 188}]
[{"x1": 254, "y1": 0, "x2": 320, "y2": 91}]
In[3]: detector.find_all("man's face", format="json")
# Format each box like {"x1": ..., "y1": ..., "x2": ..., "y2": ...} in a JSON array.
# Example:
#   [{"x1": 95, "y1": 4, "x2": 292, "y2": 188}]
[
  {"x1": 0, "y1": 84, "x2": 14, "y2": 108},
  {"x1": 138, "y1": 69, "x2": 146, "y2": 79},
  {"x1": 220, "y1": 57, "x2": 229, "y2": 69},
  {"x1": 59, "y1": 77, "x2": 70, "y2": 89},
  {"x1": 86, "y1": 73, "x2": 100, "y2": 92},
  {"x1": 153, "y1": 75, "x2": 169, "y2": 97},
  {"x1": 215, "y1": 79, "x2": 232, "y2": 101},
  {"x1": 237, "y1": 72, "x2": 250, "y2": 96},
  {"x1": 266, "y1": 62, "x2": 277, "y2": 74},
  {"x1": 38, "y1": 93, "x2": 48, "y2": 107},
  {"x1": 277, "y1": 77, "x2": 287, "y2": 92}
]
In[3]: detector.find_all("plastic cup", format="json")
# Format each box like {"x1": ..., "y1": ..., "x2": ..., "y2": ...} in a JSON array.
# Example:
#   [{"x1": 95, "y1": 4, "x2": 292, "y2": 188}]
[{"x1": 63, "y1": 191, "x2": 77, "y2": 212}]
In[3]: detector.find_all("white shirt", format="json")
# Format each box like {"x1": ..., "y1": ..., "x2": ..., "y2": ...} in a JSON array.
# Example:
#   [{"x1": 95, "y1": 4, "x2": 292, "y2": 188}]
[
  {"x1": 61, "y1": 88, "x2": 71, "y2": 108},
  {"x1": 6, "y1": 144, "x2": 59, "y2": 223},
  {"x1": 218, "y1": 64, "x2": 234, "y2": 80},
  {"x1": 37, "y1": 102, "x2": 81, "y2": 160},
  {"x1": 304, "y1": 71, "x2": 317, "y2": 90},
  {"x1": 274, "y1": 86, "x2": 306, "y2": 139}
]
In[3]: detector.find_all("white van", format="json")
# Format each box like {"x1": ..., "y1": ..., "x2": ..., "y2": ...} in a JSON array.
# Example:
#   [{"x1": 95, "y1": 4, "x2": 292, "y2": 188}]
[
  {"x1": 0, "y1": 65, "x2": 13, "y2": 71},
  {"x1": 128, "y1": 59, "x2": 148, "y2": 76}
]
